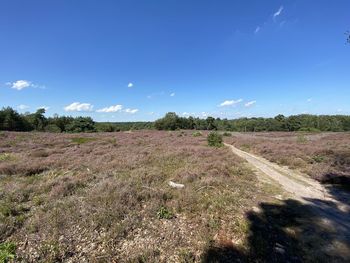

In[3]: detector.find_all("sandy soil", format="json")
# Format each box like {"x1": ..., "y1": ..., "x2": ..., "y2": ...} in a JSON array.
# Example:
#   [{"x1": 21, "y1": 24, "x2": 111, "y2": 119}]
[{"x1": 225, "y1": 143, "x2": 350, "y2": 246}]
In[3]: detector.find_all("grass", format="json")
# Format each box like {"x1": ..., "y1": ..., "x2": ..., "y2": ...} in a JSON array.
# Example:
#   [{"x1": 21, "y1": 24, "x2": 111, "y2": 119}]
[
  {"x1": 192, "y1": 131, "x2": 202, "y2": 137},
  {"x1": 0, "y1": 154, "x2": 14, "y2": 162},
  {"x1": 0, "y1": 242, "x2": 16, "y2": 263},
  {"x1": 70, "y1": 137, "x2": 96, "y2": 144},
  {"x1": 156, "y1": 206, "x2": 174, "y2": 219}
]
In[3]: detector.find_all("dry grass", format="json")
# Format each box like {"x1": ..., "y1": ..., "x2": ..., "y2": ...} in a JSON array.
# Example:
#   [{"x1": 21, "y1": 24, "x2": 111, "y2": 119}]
[
  {"x1": 225, "y1": 132, "x2": 350, "y2": 186},
  {"x1": 0, "y1": 131, "x2": 269, "y2": 262}
]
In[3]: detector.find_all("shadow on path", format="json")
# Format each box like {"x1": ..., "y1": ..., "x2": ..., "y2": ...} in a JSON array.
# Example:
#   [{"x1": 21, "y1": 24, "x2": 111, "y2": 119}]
[{"x1": 202, "y1": 185, "x2": 350, "y2": 263}]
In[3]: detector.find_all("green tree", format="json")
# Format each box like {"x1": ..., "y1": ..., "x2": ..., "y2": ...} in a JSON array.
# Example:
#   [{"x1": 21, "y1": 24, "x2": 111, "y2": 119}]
[
  {"x1": 66, "y1": 117, "x2": 96, "y2": 133},
  {"x1": 154, "y1": 112, "x2": 181, "y2": 130},
  {"x1": 25, "y1": 108, "x2": 47, "y2": 130}
]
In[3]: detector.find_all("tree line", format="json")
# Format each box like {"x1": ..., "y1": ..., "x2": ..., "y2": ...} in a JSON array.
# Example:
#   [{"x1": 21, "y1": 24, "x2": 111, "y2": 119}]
[
  {"x1": 154, "y1": 112, "x2": 350, "y2": 132},
  {"x1": 1, "y1": 107, "x2": 350, "y2": 133},
  {"x1": 0, "y1": 107, "x2": 152, "y2": 132}
]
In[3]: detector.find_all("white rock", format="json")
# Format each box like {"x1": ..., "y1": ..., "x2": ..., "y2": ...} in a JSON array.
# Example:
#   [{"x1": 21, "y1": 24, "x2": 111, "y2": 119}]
[{"x1": 168, "y1": 181, "x2": 185, "y2": 189}]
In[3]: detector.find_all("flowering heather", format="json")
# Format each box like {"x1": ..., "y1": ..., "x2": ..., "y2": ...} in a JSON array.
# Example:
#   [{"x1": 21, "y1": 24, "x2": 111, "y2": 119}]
[{"x1": 0, "y1": 131, "x2": 266, "y2": 262}]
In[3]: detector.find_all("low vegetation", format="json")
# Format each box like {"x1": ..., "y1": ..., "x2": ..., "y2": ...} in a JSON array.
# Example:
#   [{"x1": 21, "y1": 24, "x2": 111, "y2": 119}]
[
  {"x1": 207, "y1": 132, "x2": 223, "y2": 147},
  {"x1": 0, "y1": 131, "x2": 269, "y2": 262},
  {"x1": 0, "y1": 242, "x2": 16, "y2": 263}
]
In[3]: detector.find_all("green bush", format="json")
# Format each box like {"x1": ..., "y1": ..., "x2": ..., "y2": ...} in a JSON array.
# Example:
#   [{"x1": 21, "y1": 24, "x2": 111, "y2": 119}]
[
  {"x1": 192, "y1": 131, "x2": 202, "y2": 137},
  {"x1": 157, "y1": 206, "x2": 174, "y2": 219},
  {"x1": 207, "y1": 132, "x2": 223, "y2": 147},
  {"x1": 0, "y1": 242, "x2": 16, "y2": 263},
  {"x1": 222, "y1": 132, "x2": 232, "y2": 137},
  {"x1": 66, "y1": 117, "x2": 96, "y2": 133},
  {"x1": 71, "y1": 137, "x2": 96, "y2": 145},
  {"x1": 312, "y1": 155, "x2": 324, "y2": 163}
]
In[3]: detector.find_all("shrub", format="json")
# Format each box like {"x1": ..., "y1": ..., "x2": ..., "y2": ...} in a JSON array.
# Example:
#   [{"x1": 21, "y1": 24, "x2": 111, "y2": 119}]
[
  {"x1": 71, "y1": 137, "x2": 96, "y2": 145},
  {"x1": 157, "y1": 206, "x2": 174, "y2": 219},
  {"x1": 192, "y1": 131, "x2": 202, "y2": 137},
  {"x1": 222, "y1": 132, "x2": 232, "y2": 137},
  {"x1": 312, "y1": 155, "x2": 324, "y2": 163},
  {"x1": 207, "y1": 132, "x2": 223, "y2": 147},
  {"x1": 0, "y1": 242, "x2": 16, "y2": 262}
]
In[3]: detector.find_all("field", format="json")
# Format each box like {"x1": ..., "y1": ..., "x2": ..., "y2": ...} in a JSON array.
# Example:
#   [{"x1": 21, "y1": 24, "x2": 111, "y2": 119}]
[
  {"x1": 0, "y1": 131, "x2": 273, "y2": 262},
  {"x1": 1, "y1": 131, "x2": 349, "y2": 262},
  {"x1": 225, "y1": 132, "x2": 350, "y2": 186}
]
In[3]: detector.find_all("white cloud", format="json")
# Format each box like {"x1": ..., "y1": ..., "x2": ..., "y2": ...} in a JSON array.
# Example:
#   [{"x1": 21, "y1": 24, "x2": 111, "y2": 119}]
[
  {"x1": 128, "y1": 82, "x2": 133, "y2": 88},
  {"x1": 273, "y1": 6, "x2": 284, "y2": 19},
  {"x1": 219, "y1": 99, "x2": 243, "y2": 107},
  {"x1": 17, "y1": 104, "x2": 29, "y2": 110},
  {"x1": 96, "y1": 104, "x2": 123, "y2": 113},
  {"x1": 37, "y1": 106, "x2": 50, "y2": 111},
  {"x1": 64, "y1": 102, "x2": 93, "y2": 112},
  {"x1": 307, "y1": 98, "x2": 312, "y2": 102},
  {"x1": 254, "y1": 26, "x2": 260, "y2": 34},
  {"x1": 245, "y1": 100, "x2": 256, "y2": 107},
  {"x1": 124, "y1": 108, "x2": 139, "y2": 114},
  {"x1": 9, "y1": 80, "x2": 33, "y2": 90},
  {"x1": 170, "y1": 92, "x2": 175, "y2": 97}
]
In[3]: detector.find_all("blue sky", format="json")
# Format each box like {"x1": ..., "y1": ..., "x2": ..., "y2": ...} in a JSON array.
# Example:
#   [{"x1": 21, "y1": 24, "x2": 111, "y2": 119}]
[{"x1": 1, "y1": 0, "x2": 349, "y2": 121}]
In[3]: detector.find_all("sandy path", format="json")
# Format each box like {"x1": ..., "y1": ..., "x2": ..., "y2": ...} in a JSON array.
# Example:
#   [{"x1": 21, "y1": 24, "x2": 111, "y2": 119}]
[{"x1": 225, "y1": 143, "x2": 350, "y2": 243}]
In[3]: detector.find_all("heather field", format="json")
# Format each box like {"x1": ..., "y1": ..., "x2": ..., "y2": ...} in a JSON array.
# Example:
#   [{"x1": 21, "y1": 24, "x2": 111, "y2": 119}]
[
  {"x1": 1, "y1": 131, "x2": 350, "y2": 262},
  {"x1": 225, "y1": 132, "x2": 350, "y2": 186},
  {"x1": 0, "y1": 131, "x2": 272, "y2": 262}
]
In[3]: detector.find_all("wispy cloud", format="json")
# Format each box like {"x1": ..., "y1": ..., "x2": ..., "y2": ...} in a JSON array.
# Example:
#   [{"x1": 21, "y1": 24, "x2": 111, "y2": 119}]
[
  {"x1": 124, "y1": 108, "x2": 138, "y2": 114},
  {"x1": 127, "y1": 82, "x2": 133, "y2": 88},
  {"x1": 219, "y1": 99, "x2": 243, "y2": 107},
  {"x1": 245, "y1": 100, "x2": 256, "y2": 107},
  {"x1": 17, "y1": 104, "x2": 29, "y2": 110},
  {"x1": 170, "y1": 92, "x2": 175, "y2": 97},
  {"x1": 8, "y1": 80, "x2": 33, "y2": 90},
  {"x1": 307, "y1": 98, "x2": 312, "y2": 102},
  {"x1": 273, "y1": 6, "x2": 284, "y2": 20},
  {"x1": 64, "y1": 102, "x2": 93, "y2": 112},
  {"x1": 254, "y1": 26, "x2": 260, "y2": 34},
  {"x1": 6, "y1": 80, "x2": 45, "y2": 90},
  {"x1": 96, "y1": 104, "x2": 123, "y2": 113}
]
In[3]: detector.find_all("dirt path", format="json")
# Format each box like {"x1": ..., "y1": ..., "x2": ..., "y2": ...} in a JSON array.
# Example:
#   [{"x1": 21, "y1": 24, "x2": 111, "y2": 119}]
[{"x1": 225, "y1": 143, "x2": 350, "y2": 243}]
